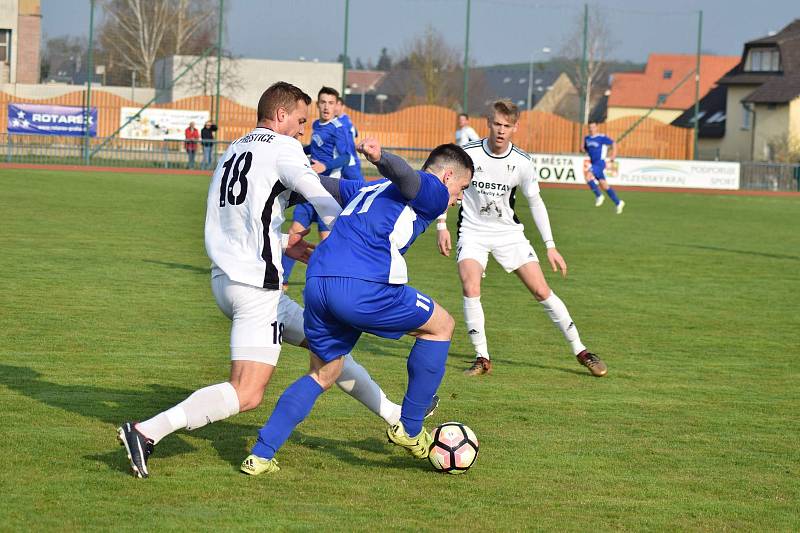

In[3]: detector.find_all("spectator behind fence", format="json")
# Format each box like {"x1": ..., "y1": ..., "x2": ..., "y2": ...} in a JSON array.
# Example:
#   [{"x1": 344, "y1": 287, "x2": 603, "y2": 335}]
[
  {"x1": 185, "y1": 121, "x2": 200, "y2": 169},
  {"x1": 201, "y1": 121, "x2": 218, "y2": 170}
]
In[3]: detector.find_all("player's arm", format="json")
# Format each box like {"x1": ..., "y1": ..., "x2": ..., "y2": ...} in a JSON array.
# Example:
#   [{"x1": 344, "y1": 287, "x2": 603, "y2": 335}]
[
  {"x1": 521, "y1": 162, "x2": 566, "y2": 277},
  {"x1": 278, "y1": 146, "x2": 342, "y2": 229},
  {"x1": 315, "y1": 128, "x2": 351, "y2": 174},
  {"x1": 608, "y1": 140, "x2": 617, "y2": 162},
  {"x1": 358, "y1": 138, "x2": 421, "y2": 200}
]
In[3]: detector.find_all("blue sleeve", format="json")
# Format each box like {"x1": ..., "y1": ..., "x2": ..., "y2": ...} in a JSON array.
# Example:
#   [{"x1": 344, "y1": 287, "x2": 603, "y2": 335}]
[
  {"x1": 323, "y1": 127, "x2": 351, "y2": 171},
  {"x1": 339, "y1": 178, "x2": 367, "y2": 206},
  {"x1": 409, "y1": 171, "x2": 449, "y2": 220},
  {"x1": 603, "y1": 136, "x2": 614, "y2": 145}
]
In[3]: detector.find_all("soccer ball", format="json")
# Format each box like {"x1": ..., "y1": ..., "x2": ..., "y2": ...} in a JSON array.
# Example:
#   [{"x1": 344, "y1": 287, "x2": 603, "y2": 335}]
[{"x1": 428, "y1": 422, "x2": 479, "y2": 474}]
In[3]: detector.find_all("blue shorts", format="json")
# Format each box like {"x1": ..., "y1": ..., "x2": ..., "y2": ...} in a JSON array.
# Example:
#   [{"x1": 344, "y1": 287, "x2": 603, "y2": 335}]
[
  {"x1": 590, "y1": 161, "x2": 606, "y2": 180},
  {"x1": 303, "y1": 276, "x2": 435, "y2": 362},
  {"x1": 293, "y1": 203, "x2": 330, "y2": 232}
]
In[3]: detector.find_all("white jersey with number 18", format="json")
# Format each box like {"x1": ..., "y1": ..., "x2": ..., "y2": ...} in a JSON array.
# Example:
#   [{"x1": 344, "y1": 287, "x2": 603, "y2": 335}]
[{"x1": 204, "y1": 127, "x2": 339, "y2": 290}]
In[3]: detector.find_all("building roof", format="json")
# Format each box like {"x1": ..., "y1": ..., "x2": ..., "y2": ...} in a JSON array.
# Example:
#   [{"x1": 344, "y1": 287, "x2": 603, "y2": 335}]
[
  {"x1": 671, "y1": 85, "x2": 727, "y2": 138},
  {"x1": 345, "y1": 70, "x2": 387, "y2": 92},
  {"x1": 719, "y1": 19, "x2": 800, "y2": 104},
  {"x1": 608, "y1": 54, "x2": 740, "y2": 110},
  {"x1": 478, "y1": 66, "x2": 562, "y2": 110}
]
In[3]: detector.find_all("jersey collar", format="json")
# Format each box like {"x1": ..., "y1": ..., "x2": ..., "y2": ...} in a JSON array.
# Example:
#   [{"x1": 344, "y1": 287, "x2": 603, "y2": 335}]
[{"x1": 482, "y1": 138, "x2": 513, "y2": 159}]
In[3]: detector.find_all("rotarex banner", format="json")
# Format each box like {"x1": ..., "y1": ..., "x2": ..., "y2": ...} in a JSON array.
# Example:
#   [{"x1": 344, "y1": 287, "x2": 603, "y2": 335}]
[{"x1": 8, "y1": 103, "x2": 98, "y2": 137}]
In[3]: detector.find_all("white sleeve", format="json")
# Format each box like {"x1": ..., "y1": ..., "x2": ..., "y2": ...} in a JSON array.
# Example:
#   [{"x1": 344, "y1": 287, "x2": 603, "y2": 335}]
[
  {"x1": 521, "y1": 161, "x2": 555, "y2": 248},
  {"x1": 277, "y1": 143, "x2": 342, "y2": 228},
  {"x1": 467, "y1": 127, "x2": 479, "y2": 142}
]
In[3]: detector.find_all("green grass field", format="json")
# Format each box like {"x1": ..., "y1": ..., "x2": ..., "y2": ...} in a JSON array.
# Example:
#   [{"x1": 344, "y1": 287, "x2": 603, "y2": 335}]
[{"x1": 1, "y1": 167, "x2": 798, "y2": 531}]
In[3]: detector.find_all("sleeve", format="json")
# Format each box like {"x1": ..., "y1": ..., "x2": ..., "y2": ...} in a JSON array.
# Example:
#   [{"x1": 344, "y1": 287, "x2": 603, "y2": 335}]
[
  {"x1": 410, "y1": 171, "x2": 449, "y2": 220},
  {"x1": 303, "y1": 144, "x2": 311, "y2": 155},
  {"x1": 321, "y1": 127, "x2": 351, "y2": 171},
  {"x1": 604, "y1": 136, "x2": 614, "y2": 146},
  {"x1": 520, "y1": 160, "x2": 555, "y2": 248},
  {"x1": 467, "y1": 127, "x2": 480, "y2": 142},
  {"x1": 277, "y1": 143, "x2": 342, "y2": 228},
  {"x1": 374, "y1": 151, "x2": 421, "y2": 200}
]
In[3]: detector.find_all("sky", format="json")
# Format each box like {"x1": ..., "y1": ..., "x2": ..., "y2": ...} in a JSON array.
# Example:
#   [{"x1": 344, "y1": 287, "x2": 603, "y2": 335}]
[{"x1": 42, "y1": 0, "x2": 799, "y2": 66}]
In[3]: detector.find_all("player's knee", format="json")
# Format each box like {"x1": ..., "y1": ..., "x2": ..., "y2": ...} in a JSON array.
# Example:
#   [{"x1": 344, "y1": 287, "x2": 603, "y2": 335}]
[
  {"x1": 439, "y1": 310, "x2": 456, "y2": 339},
  {"x1": 235, "y1": 387, "x2": 265, "y2": 412},
  {"x1": 461, "y1": 279, "x2": 481, "y2": 297},
  {"x1": 533, "y1": 285, "x2": 551, "y2": 301}
]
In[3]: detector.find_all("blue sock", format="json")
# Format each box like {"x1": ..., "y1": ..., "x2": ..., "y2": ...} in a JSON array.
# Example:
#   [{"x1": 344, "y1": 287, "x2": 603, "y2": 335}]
[
  {"x1": 251, "y1": 375, "x2": 323, "y2": 459},
  {"x1": 587, "y1": 180, "x2": 602, "y2": 197},
  {"x1": 606, "y1": 187, "x2": 621, "y2": 205},
  {"x1": 281, "y1": 254, "x2": 296, "y2": 285},
  {"x1": 400, "y1": 338, "x2": 449, "y2": 436}
]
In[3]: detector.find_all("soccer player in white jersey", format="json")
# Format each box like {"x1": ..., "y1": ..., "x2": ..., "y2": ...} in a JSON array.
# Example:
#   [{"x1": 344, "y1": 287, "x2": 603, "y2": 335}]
[
  {"x1": 116, "y1": 82, "x2": 426, "y2": 479},
  {"x1": 455, "y1": 113, "x2": 480, "y2": 147},
  {"x1": 437, "y1": 99, "x2": 608, "y2": 377}
]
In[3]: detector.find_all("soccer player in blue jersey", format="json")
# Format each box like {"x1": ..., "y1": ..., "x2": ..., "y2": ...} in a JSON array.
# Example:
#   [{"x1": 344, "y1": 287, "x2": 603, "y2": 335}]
[
  {"x1": 240, "y1": 139, "x2": 474, "y2": 475},
  {"x1": 336, "y1": 96, "x2": 364, "y2": 181},
  {"x1": 583, "y1": 121, "x2": 625, "y2": 214}
]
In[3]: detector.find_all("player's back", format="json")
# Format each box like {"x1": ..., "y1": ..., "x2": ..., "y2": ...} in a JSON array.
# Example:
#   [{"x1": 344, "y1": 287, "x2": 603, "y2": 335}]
[
  {"x1": 459, "y1": 139, "x2": 535, "y2": 235},
  {"x1": 307, "y1": 172, "x2": 448, "y2": 285},
  {"x1": 205, "y1": 127, "x2": 301, "y2": 289}
]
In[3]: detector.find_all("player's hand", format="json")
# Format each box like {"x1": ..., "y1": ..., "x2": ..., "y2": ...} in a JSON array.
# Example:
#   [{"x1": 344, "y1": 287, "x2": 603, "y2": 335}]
[
  {"x1": 311, "y1": 160, "x2": 326, "y2": 174},
  {"x1": 546, "y1": 248, "x2": 567, "y2": 278},
  {"x1": 286, "y1": 229, "x2": 316, "y2": 264},
  {"x1": 437, "y1": 229, "x2": 452, "y2": 257},
  {"x1": 357, "y1": 138, "x2": 382, "y2": 163}
]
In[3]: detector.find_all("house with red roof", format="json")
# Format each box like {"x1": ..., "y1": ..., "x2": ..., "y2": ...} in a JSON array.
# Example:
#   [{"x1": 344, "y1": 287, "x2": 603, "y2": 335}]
[{"x1": 607, "y1": 54, "x2": 740, "y2": 124}]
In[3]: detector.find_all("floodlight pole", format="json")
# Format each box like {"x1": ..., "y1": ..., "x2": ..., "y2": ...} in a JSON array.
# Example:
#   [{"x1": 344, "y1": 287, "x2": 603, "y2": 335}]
[
  {"x1": 342, "y1": 0, "x2": 350, "y2": 96},
  {"x1": 84, "y1": 0, "x2": 95, "y2": 164},
  {"x1": 693, "y1": 9, "x2": 703, "y2": 160},
  {"x1": 578, "y1": 3, "x2": 588, "y2": 150},
  {"x1": 462, "y1": 0, "x2": 472, "y2": 113},
  {"x1": 215, "y1": 0, "x2": 224, "y2": 133}
]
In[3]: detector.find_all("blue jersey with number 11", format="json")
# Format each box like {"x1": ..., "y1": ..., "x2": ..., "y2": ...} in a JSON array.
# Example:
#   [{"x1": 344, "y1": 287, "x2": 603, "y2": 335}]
[{"x1": 307, "y1": 172, "x2": 449, "y2": 285}]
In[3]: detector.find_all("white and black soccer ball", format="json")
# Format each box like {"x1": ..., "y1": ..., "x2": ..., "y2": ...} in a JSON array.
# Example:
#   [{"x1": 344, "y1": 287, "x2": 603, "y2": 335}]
[{"x1": 428, "y1": 422, "x2": 479, "y2": 474}]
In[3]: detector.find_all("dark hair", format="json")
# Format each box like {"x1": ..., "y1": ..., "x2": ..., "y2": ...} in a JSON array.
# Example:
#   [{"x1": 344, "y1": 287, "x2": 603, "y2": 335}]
[
  {"x1": 336, "y1": 96, "x2": 344, "y2": 104},
  {"x1": 257, "y1": 82, "x2": 311, "y2": 122},
  {"x1": 459, "y1": 113, "x2": 469, "y2": 119},
  {"x1": 423, "y1": 143, "x2": 474, "y2": 177},
  {"x1": 487, "y1": 99, "x2": 519, "y2": 123},
  {"x1": 588, "y1": 120, "x2": 599, "y2": 125},
  {"x1": 318, "y1": 86, "x2": 340, "y2": 100}
]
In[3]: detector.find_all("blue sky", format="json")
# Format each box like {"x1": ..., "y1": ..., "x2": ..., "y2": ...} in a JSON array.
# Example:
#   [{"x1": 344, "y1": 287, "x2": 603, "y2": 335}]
[{"x1": 43, "y1": 0, "x2": 799, "y2": 66}]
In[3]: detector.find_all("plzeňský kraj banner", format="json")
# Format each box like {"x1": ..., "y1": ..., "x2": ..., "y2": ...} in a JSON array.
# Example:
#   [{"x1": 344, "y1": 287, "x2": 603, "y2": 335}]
[
  {"x1": 531, "y1": 154, "x2": 740, "y2": 190},
  {"x1": 7, "y1": 103, "x2": 98, "y2": 137},
  {"x1": 119, "y1": 107, "x2": 210, "y2": 140}
]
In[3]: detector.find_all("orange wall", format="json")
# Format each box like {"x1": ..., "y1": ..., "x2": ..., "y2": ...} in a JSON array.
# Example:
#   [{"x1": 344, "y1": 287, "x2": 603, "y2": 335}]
[{"x1": 0, "y1": 90, "x2": 693, "y2": 159}]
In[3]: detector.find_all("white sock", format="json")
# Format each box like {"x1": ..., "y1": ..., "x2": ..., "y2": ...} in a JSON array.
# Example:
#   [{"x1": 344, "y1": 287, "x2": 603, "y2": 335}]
[
  {"x1": 337, "y1": 353, "x2": 401, "y2": 425},
  {"x1": 463, "y1": 296, "x2": 490, "y2": 359},
  {"x1": 136, "y1": 382, "x2": 240, "y2": 445},
  {"x1": 540, "y1": 292, "x2": 586, "y2": 356}
]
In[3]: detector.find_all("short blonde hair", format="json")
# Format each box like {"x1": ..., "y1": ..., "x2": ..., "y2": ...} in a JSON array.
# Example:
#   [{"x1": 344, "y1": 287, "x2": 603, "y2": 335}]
[{"x1": 488, "y1": 99, "x2": 520, "y2": 123}]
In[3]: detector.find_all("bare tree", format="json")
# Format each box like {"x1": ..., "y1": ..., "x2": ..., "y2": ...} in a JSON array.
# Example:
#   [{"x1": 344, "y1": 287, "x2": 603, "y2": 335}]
[
  {"x1": 395, "y1": 26, "x2": 463, "y2": 108},
  {"x1": 559, "y1": 8, "x2": 616, "y2": 124},
  {"x1": 97, "y1": 0, "x2": 216, "y2": 87},
  {"x1": 180, "y1": 53, "x2": 243, "y2": 98}
]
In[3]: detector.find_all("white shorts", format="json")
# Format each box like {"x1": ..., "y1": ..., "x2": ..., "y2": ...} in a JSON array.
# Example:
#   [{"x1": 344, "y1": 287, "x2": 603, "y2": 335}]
[
  {"x1": 278, "y1": 293, "x2": 305, "y2": 348},
  {"x1": 211, "y1": 271, "x2": 283, "y2": 365},
  {"x1": 456, "y1": 231, "x2": 538, "y2": 273}
]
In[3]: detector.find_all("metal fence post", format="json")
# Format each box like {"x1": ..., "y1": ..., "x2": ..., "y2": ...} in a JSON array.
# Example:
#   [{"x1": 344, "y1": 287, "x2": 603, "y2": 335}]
[
  {"x1": 163, "y1": 142, "x2": 169, "y2": 168},
  {"x1": 6, "y1": 135, "x2": 11, "y2": 163}
]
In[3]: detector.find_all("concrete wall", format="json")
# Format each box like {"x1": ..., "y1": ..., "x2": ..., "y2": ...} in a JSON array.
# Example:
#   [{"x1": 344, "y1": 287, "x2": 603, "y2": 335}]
[
  {"x1": 0, "y1": 82, "x2": 156, "y2": 103},
  {"x1": 156, "y1": 56, "x2": 342, "y2": 107},
  {"x1": 717, "y1": 85, "x2": 758, "y2": 161},
  {"x1": 606, "y1": 106, "x2": 682, "y2": 123},
  {"x1": 790, "y1": 97, "x2": 800, "y2": 142},
  {"x1": 0, "y1": 0, "x2": 19, "y2": 84},
  {"x1": 753, "y1": 103, "x2": 790, "y2": 161}
]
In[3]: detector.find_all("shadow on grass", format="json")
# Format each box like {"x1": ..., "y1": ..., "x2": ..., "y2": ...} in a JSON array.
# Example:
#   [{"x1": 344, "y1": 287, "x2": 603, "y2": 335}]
[
  {"x1": 449, "y1": 352, "x2": 589, "y2": 377},
  {"x1": 0, "y1": 364, "x2": 407, "y2": 475},
  {"x1": 289, "y1": 431, "x2": 428, "y2": 472},
  {"x1": 668, "y1": 243, "x2": 800, "y2": 261},
  {"x1": 142, "y1": 259, "x2": 211, "y2": 274}
]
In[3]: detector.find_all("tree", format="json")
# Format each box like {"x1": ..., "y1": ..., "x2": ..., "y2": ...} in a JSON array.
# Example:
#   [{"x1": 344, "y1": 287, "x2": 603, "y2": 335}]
[
  {"x1": 40, "y1": 35, "x2": 88, "y2": 83},
  {"x1": 336, "y1": 54, "x2": 352, "y2": 70},
  {"x1": 96, "y1": 0, "x2": 216, "y2": 87},
  {"x1": 376, "y1": 47, "x2": 392, "y2": 71},
  {"x1": 355, "y1": 57, "x2": 365, "y2": 70},
  {"x1": 394, "y1": 26, "x2": 462, "y2": 108},
  {"x1": 559, "y1": 7, "x2": 616, "y2": 125},
  {"x1": 180, "y1": 52, "x2": 243, "y2": 100}
]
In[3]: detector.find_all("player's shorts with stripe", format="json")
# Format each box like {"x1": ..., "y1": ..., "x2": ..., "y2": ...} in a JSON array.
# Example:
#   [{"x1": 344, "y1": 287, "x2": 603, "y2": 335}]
[
  {"x1": 293, "y1": 202, "x2": 330, "y2": 232},
  {"x1": 456, "y1": 230, "x2": 538, "y2": 273},
  {"x1": 211, "y1": 269, "x2": 282, "y2": 366},
  {"x1": 590, "y1": 161, "x2": 607, "y2": 179},
  {"x1": 303, "y1": 276, "x2": 434, "y2": 362}
]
